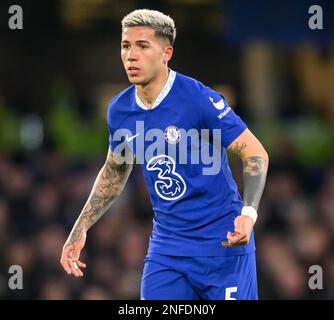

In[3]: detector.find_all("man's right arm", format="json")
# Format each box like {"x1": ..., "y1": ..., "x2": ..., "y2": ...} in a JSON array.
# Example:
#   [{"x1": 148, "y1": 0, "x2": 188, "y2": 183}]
[{"x1": 60, "y1": 148, "x2": 133, "y2": 277}]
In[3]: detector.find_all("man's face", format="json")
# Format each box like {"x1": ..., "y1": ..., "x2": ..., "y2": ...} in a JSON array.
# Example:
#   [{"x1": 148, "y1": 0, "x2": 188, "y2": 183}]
[{"x1": 121, "y1": 26, "x2": 172, "y2": 85}]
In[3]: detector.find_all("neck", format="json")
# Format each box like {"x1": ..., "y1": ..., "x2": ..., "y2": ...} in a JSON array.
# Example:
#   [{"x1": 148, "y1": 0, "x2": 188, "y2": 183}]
[{"x1": 136, "y1": 67, "x2": 169, "y2": 109}]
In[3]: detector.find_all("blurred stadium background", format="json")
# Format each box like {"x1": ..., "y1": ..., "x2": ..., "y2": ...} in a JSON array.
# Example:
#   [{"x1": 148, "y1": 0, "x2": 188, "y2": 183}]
[{"x1": 0, "y1": 0, "x2": 334, "y2": 299}]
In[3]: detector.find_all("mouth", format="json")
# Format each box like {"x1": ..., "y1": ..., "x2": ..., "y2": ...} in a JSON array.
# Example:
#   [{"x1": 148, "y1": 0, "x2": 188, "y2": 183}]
[
  {"x1": 127, "y1": 66, "x2": 140, "y2": 77},
  {"x1": 128, "y1": 66, "x2": 140, "y2": 71}
]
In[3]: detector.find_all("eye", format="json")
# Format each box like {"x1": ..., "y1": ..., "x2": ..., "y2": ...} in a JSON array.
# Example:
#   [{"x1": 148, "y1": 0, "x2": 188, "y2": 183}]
[
  {"x1": 121, "y1": 44, "x2": 130, "y2": 49},
  {"x1": 140, "y1": 44, "x2": 148, "y2": 49}
]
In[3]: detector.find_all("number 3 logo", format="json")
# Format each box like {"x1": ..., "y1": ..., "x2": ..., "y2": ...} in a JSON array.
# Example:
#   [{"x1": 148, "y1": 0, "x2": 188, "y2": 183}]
[
  {"x1": 146, "y1": 154, "x2": 187, "y2": 201},
  {"x1": 225, "y1": 287, "x2": 238, "y2": 300}
]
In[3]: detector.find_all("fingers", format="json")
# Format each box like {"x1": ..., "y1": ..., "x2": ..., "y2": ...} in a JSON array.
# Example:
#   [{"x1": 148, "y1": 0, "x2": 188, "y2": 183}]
[
  {"x1": 221, "y1": 231, "x2": 248, "y2": 247},
  {"x1": 69, "y1": 247, "x2": 86, "y2": 277},
  {"x1": 75, "y1": 260, "x2": 87, "y2": 269},
  {"x1": 229, "y1": 231, "x2": 248, "y2": 245},
  {"x1": 60, "y1": 256, "x2": 72, "y2": 275},
  {"x1": 60, "y1": 246, "x2": 86, "y2": 277},
  {"x1": 60, "y1": 246, "x2": 73, "y2": 275},
  {"x1": 222, "y1": 215, "x2": 254, "y2": 247},
  {"x1": 64, "y1": 258, "x2": 86, "y2": 277},
  {"x1": 69, "y1": 259, "x2": 85, "y2": 277},
  {"x1": 69, "y1": 247, "x2": 85, "y2": 277}
]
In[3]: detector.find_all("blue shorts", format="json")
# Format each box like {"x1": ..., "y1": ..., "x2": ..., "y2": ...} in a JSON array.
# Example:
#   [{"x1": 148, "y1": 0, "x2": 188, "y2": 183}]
[{"x1": 140, "y1": 252, "x2": 258, "y2": 300}]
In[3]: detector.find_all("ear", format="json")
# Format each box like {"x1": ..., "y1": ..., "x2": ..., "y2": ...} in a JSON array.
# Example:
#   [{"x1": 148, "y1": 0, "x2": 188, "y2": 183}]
[{"x1": 163, "y1": 46, "x2": 173, "y2": 64}]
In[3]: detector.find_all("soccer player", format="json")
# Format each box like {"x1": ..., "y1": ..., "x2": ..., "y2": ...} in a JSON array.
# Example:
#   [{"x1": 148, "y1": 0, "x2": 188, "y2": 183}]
[{"x1": 60, "y1": 9, "x2": 269, "y2": 300}]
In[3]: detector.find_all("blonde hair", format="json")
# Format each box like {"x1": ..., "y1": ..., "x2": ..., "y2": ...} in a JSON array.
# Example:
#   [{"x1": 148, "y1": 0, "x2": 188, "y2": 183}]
[{"x1": 121, "y1": 9, "x2": 176, "y2": 45}]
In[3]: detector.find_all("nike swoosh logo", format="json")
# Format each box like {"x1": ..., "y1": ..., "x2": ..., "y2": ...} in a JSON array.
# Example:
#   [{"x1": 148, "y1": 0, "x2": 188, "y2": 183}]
[
  {"x1": 126, "y1": 133, "x2": 140, "y2": 142},
  {"x1": 209, "y1": 96, "x2": 225, "y2": 110}
]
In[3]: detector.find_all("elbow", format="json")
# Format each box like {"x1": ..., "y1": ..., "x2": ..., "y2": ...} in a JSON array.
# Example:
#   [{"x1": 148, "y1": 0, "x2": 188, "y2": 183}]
[
  {"x1": 262, "y1": 149, "x2": 269, "y2": 164},
  {"x1": 242, "y1": 145, "x2": 269, "y2": 164},
  {"x1": 258, "y1": 146, "x2": 269, "y2": 169},
  {"x1": 256, "y1": 141, "x2": 269, "y2": 164},
  {"x1": 261, "y1": 150, "x2": 269, "y2": 174},
  {"x1": 245, "y1": 146, "x2": 269, "y2": 168}
]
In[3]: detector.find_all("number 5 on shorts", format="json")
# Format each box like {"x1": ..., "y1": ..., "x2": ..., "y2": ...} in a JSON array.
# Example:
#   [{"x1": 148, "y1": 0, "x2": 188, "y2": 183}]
[{"x1": 225, "y1": 286, "x2": 238, "y2": 300}]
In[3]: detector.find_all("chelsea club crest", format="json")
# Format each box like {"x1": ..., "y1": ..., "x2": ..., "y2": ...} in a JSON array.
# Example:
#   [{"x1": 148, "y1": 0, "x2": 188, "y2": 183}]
[{"x1": 164, "y1": 125, "x2": 181, "y2": 144}]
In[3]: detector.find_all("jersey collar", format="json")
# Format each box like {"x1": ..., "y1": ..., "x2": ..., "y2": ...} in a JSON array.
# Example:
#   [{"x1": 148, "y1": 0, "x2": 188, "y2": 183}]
[{"x1": 135, "y1": 69, "x2": 176, "y2": 110}]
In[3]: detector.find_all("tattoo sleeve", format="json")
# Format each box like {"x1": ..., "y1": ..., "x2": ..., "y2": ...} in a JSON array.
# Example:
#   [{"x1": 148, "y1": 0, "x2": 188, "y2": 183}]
[
  {"x1": 68, "y1": 151, "x2": 133, "y2": 243},
  {"x1": 228, "y1": 140, "x2": 268, "y2": 211},
  {"x1": 228, "y1": 141, "x2": 247, "y2": 155},
  {"x1": 242, "y1": 156, "x2": 268, "y2": 210}
]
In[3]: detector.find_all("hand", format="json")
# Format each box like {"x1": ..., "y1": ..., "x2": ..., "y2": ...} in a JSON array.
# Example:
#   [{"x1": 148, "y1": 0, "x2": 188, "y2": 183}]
[
  {"x1": 60, "y1": 231, "x2": 87, "y2": 277},
  {"x1": 222, "y1": 215, "x2": 254, "y2": 247}
]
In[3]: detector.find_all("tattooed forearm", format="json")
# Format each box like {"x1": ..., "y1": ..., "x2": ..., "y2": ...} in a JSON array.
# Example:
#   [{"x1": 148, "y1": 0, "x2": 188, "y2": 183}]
[
  {"x1": 68, "y1": 153, "x2": 133, "y2": 244},
  {"x1": 229, "y1": 141, "x2": 247, "y2": 156},
  {"x1": 242, "y1": 156, "x2": 268, "y2": 210}
]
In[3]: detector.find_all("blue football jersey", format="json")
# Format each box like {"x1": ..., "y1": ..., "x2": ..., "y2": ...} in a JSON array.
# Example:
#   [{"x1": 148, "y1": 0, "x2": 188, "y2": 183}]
[{"x1": 108, "y1": 70, "x2": 255, "y2": 256}]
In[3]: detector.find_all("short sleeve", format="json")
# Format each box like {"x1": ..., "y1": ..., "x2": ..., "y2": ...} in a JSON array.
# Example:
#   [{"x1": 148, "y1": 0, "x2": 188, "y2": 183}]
[
  {"x1": 200, "y1": 86, "x2": 247, "y2": 148},
  {"x1": 107, "y1": 101, "x2": 118, "y2": 152}
]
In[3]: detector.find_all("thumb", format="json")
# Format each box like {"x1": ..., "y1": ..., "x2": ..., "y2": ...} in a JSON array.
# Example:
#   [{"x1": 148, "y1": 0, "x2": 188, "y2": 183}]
[
  {"x1": 227, "y1": 231, "x2": 240, "y2": 241},
  {"x1": 234, "y1": 218, "x2": 242, "y2": 234}
]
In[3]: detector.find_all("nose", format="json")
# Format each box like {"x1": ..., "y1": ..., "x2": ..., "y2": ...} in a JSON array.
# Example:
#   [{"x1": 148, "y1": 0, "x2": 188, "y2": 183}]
[{"x1": 127, "y1": 47, "x2": 138, "y2": 61}]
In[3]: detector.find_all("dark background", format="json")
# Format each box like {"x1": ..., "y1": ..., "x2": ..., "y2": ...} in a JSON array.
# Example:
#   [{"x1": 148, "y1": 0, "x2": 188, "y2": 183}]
[{"x1": 0, "y1": 0, "x2": 333, "y2": 299}]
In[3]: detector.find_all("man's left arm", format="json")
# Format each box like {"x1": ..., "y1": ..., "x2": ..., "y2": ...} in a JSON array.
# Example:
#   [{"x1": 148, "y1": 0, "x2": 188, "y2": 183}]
[{"x1": 224, "y1": 128, "x2": 269, "y2": 247}]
